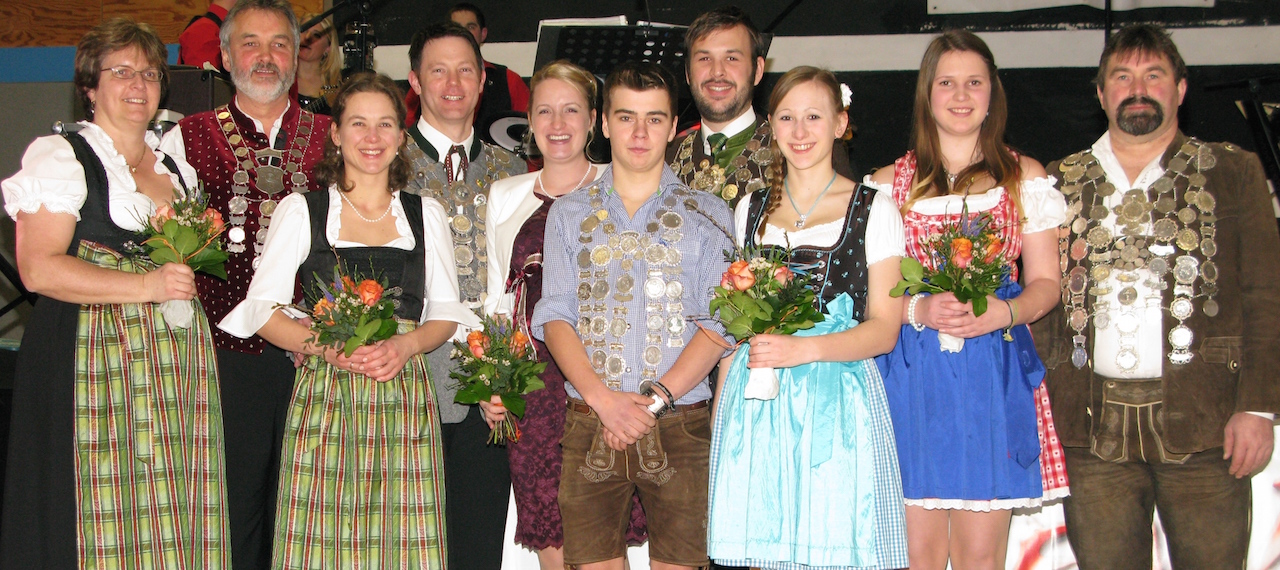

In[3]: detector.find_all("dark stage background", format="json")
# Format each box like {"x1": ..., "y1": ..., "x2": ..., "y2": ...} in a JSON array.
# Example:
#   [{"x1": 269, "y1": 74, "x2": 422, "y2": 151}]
[{"x1": 338, "y1": 0, "x2": 1280, "y2": 177}]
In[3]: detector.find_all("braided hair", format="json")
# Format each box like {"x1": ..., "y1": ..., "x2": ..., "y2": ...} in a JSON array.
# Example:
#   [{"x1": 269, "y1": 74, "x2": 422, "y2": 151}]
[{"x1": 757, "y1": 66, "x2": 846, "y2": 240}]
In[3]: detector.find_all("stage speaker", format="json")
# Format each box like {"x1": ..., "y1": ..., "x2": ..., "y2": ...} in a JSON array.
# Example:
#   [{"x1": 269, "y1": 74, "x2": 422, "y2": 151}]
[{"x1": 163, "y1": 65, "x2": 233, "y2": 118}]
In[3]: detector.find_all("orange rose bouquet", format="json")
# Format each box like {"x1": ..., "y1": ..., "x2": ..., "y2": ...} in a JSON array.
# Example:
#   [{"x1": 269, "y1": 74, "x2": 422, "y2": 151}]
[
  {"x1": 891, "y1": 207, "x2": 1011, "y2": 352},
  {"x1": 450, "y1": 314, "x2": 546, "y2": 444},
  {"x1": 134, "y1": 186, "x2": 228, "y2": 328},
  {"x1": 707, "y1": 246, "x2": 825, "y2": 399},
  {"x1": 295, "y1": 261, "x2": 399, "y2": 358}
]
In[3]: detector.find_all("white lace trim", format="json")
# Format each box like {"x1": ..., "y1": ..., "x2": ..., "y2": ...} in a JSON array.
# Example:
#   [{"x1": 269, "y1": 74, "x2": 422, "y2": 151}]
[{"x1": 906, "y1": 487, "x2": 1070, "y2": 512}]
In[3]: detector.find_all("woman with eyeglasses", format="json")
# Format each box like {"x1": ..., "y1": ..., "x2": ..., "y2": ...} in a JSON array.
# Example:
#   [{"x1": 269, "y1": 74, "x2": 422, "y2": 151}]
[{"x1": 0, "y1": 18, "x2": 230, "y2": 567}]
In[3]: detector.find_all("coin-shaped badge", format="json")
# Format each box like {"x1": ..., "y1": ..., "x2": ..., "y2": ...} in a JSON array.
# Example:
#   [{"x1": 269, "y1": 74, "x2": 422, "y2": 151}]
[
  {"x1": 454, "y1": 246, "x2": 474, "y2": 266},
  {"x1": 591, "y1": 245, "x2": 611, "y2": 266},
  {"x1": 229, "y1": 196, "x2": 249, "y2": 215},
  {"x1": 665, "y1": 280, "x2": 683, "y2": 300},
  {"x1": 610, "y1": 318, "x2": 628, "y2": 338},
  {"x1": 591, "y1": 280, "x2": 609, "y2": 299},
  {"x1": 645, "y1": 277, "x2": 666, "y2": 299},
  {"x1": 644, "y1": 345, "x2": 662, "y2": 365},
  {"x1": 591, "y1": 316, "x2": 608, "y2": 336}
]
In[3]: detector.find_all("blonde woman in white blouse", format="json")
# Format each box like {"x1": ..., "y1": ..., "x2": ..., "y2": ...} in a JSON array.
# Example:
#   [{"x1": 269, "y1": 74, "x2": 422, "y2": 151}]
[{"x1": 482, "y1": 61, "x2": 655, "y2": 570}]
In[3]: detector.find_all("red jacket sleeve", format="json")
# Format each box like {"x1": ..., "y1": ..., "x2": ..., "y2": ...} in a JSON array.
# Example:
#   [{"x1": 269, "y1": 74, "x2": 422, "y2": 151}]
[
  {"x1": 178, "y1": 18, "x2": 223, "y2": 71},
  {"x1": 506, "y1": 68, "x2": 530, "y2": 113}
]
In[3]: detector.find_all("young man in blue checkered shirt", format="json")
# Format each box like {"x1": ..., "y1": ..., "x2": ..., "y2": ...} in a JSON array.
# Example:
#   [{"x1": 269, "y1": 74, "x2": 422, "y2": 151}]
[{"x1": 531, "y1": 61, "x2": 733, "y2": 570}]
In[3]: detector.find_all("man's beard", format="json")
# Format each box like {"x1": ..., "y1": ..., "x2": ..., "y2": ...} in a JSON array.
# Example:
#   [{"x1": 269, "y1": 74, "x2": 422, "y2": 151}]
[
  {"x1": 230, "y1": 60, "x2": 295, "y2": 104},
  {"x1": 695, "y1": 80, "x2": 753, "y2": 124},
  {"x1": 1115, "y1": 95, "x2": 1164, "y2": 136}
]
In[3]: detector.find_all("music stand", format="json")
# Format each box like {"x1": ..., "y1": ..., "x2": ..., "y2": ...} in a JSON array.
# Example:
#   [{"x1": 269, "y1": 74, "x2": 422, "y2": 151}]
[{"x1": 534, "y1": 25, "x2": 689, "y2": 93}]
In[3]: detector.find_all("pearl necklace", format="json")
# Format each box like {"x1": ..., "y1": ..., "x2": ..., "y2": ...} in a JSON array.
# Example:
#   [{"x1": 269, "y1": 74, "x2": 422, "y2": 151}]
[
  {"x1": 536, "y1": 162, "x2": 595, "y2": 199},
  {"x1": 339, "y1": 191, "x2": 394, "y2": 223}
]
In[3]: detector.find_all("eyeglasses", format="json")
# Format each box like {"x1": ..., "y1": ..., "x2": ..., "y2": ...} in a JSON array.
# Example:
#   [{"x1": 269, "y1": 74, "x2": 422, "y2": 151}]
[{"x1": 101, "y1": 66, "x2": 163, "y2": 82}]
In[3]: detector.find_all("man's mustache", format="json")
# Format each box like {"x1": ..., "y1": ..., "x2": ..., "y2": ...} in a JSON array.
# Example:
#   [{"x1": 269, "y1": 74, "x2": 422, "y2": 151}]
[
  {"x1": 1118, "y1": 95, "x2": 1161, "y2": 114},
  {"x1": 251, "y1": 62, "x2": 281, "y2": 75}
]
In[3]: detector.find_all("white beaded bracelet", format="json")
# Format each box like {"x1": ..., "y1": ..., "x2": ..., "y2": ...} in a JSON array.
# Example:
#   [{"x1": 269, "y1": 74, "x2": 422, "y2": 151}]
[{"x1": 907, "y1": 295, "x2": 926, "y2": 332}]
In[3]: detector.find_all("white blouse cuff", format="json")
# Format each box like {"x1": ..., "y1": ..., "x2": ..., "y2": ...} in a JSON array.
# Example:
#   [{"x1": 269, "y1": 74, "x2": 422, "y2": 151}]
[
  {"x1": 426, "y1": 300, "x2": 483, "y2": 331},
  {"x1": 219, "y1": 299, "x2": 305, "y2": 338},
  {"x1": 4, "y1": 182, "x2": 84, "y2": 220},
  {"x1": 2, "y1": 136, "x2": 88, "y2": 221}
]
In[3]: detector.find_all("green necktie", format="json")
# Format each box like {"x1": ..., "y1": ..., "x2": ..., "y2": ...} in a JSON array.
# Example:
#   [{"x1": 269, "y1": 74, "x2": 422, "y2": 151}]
[{"x1": 707, "y1": 133, "x2": 729, "y2": 167}]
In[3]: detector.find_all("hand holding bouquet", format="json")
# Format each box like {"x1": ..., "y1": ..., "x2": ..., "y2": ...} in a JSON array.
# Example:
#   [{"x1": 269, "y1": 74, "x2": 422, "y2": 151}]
[
  {"x1": 451, "y1": 314, "x2": 546, "y2": 444},
  {"x1": 891, "y1": 208, "x2": 1011, "y2": 352},
  {"x1": 709, "y1": 246, "x2": 825, "y2": 399},
  {"x1": 137, "y1": 187, "x2": 228, "y2": 328},
  {"x1": 296, "y1": 263, "x2": 399, "y2": 360}
]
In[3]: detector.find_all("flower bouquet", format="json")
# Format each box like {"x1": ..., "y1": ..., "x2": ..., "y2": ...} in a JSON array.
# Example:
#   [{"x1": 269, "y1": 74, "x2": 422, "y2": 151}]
[
  {"x1": 295, "y1": 263, "x2": 399, "y2": 358},
  {"x1": 137, "y1": 187, "x2": 228, "y2": 328},
  {"x1": 450, "y1": 314, "x2": 547, "y2": 444},
  {"x1": 708, "y1": 247, "x2": 825, "y2": 400},
  {"x1": 890, "y1": 209, "x2": 1011, "y2": 352}
]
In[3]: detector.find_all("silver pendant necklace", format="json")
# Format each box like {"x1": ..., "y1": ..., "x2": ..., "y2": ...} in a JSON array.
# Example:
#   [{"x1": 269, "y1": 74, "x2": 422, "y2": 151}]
[{"x1": 784, "y1": 172, "x2": 838, "y2": 229}]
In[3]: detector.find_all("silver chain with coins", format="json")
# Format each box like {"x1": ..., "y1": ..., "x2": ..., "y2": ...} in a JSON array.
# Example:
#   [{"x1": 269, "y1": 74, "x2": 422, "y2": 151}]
[
  {"x1": 409, "y1": 147, "x2": 515, "y2": 306},
  {"x1": 217, "y1": 105, "x2": 315, "y2": 269},
  {"x1": 575, "y1": 183, "x2": 691, "y2": 390},
  {"x1": 1058, "y1": 138, "x2": 1219, "y2": 370},
  {"x1": 672, "y1": 122, "x2": 772, "y2": 202}
]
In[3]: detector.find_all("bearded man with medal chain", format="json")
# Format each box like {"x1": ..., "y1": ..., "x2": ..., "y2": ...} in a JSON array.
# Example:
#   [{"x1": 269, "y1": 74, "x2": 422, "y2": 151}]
[
  {"x1": 666, "y1": 7, "x2": 852, "y2": 208},
  {"x1": 1030, "y1": 25, "x2": 1280, "y2": 570},
  {"x1": 159, "y1": 1, "x2": 331, "y2": 568}
]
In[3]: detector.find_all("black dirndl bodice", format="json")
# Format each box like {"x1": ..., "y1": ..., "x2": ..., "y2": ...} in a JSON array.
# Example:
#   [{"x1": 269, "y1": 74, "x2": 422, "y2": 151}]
[
  {"x1": 61, "y1": 131, "x2": 187, "y2": 254},
  {"x1": 298, "y1": 189, "x2": 426, "y2": 321},
  {"x1": 742, "y1": 183, "x2": 876, "y2": 320}
]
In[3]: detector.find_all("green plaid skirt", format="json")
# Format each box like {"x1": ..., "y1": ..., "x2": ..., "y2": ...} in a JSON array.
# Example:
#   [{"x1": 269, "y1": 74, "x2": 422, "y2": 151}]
[
  {"x1": 274, "y1": 324, "x2": 447, "y2": 570},
  {"x1": 73, "y1": 241, "x2": 230, "y2": 568}
]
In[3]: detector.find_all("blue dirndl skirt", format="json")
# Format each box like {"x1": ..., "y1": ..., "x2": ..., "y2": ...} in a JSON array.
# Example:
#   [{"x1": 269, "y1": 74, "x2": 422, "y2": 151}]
[
  {"x1": 876, "y1": 282, "x2": 1046, "y2": 506},
  {"x1": 708, "y1": 293, "x2": 909, "y2": 569}
]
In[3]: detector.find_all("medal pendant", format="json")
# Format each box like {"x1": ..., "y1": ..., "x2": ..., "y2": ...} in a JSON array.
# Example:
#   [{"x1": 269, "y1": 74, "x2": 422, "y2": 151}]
[{"x1": 257, "y1": 165, "x2": 286, "y2": 195}]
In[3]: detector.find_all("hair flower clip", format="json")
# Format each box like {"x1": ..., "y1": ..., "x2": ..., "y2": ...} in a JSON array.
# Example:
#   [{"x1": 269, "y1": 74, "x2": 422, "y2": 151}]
[{"x1": 840, "y1": 83, "x2": 853, "y2": 109}]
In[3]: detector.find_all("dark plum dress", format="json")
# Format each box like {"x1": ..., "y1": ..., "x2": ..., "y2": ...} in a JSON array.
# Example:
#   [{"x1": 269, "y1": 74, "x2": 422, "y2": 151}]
[{"x1": 504, "y1": 193, "x2": 647, "y2": 549}]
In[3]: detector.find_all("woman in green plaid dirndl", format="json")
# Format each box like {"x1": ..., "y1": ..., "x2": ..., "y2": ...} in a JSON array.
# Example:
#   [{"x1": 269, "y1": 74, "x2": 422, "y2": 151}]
[
  {"x1": 0, "y1": 19, "x2": 230, "y2": 568},
  {"x1": 220, "y1": 73, "x2": 480, "y2": 569}
]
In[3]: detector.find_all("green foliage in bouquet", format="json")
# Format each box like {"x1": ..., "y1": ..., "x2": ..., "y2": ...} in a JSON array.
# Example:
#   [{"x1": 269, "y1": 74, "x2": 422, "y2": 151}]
[
  {"x1": 709, "y1": 246, "x2": 825, "y2": 342},
  {"x1": 300, "y1": 263, "x2": 399, "y2": 357},
  {"x1": 451, "y1": 314, "x2": 547, "y2": 444},
  {"x1": 890, "y1": 209, "x2": 1011, "y2": 317},
  {"x1": 139, "y1": 188, "x2": 228, "y2": 279}
]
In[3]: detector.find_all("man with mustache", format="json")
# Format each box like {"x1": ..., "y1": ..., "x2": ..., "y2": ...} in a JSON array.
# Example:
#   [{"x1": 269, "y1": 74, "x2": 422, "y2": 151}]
[
  {"x1": 667, "y1": 6, "x2": 849, "y2": 207},
  {"x1": 400, "y1": 21, "x2": 525, "y2": 570},
  {"x1": 160, "y1": 1, "x2": 331, "y2": 567},
  {"x1": 1031, "y1": 23, "x2": 1280, "y2": 569}
]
